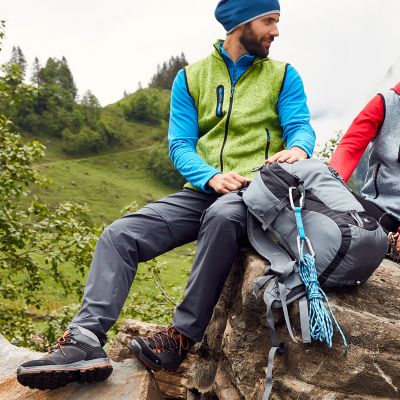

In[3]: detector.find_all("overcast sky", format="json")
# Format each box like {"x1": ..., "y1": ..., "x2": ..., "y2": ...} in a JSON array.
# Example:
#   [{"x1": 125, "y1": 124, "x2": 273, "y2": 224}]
[{"x1": 1, "y1": 0, "x2": 400, "y2": 144}]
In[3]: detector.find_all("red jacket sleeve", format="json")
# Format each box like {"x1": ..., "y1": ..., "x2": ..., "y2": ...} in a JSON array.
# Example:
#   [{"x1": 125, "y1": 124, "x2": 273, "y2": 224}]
[{"x1": 329, "y1": 95, "x2": 385, "y2": 182}]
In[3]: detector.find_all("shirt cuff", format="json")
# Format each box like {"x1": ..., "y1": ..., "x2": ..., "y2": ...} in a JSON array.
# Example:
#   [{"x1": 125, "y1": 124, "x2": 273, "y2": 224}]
[
  {"x1": 196, "y1": 170, "x2": 221, "y2": 192},
  {"x1": 288, "y1": 142, "x2": 313, "y2": 158}
]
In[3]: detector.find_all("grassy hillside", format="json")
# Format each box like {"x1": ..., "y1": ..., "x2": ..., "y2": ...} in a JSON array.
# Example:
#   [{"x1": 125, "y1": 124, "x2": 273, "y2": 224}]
[
  {"x1": 32, "y1": 87, "x2": 174, "y2": 224},
  {"x1": 16, "y1": 88, "x2": 197, "y2": 333}
]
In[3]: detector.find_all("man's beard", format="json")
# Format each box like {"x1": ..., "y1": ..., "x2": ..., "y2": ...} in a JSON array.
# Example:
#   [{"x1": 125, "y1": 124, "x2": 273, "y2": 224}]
[{"x1": 239, "y1": 23, "x2": 272, "y2": 58}]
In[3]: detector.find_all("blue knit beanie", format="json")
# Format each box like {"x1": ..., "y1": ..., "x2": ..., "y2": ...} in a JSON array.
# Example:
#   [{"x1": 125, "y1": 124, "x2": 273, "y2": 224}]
[{"x1": 215, "y1": 0, "x2": 280, "y2": 34}]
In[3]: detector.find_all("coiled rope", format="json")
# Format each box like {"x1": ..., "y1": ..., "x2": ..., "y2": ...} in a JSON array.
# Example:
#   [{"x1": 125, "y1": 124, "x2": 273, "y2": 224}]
[{"x1": 294, "y1": 203, "x2": 348, "y2": 353}]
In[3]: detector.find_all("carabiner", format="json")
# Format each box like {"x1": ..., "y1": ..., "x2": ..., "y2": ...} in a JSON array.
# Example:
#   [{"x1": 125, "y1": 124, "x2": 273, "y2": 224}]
[
  {"x1": 289, "y1": 186, "x2": 305, "y2": 210},
  {"x1": 297, "y1": 235, "x2": 315, "y2": 258}
]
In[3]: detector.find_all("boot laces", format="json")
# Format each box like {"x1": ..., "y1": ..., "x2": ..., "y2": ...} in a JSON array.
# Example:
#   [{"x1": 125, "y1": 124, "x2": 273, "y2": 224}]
[
  {"x1": 146, "y1": 327, "x2": 192, "y2": 354},
  {"x1": 49, "y1": 331, "x2": 74, "y2": 357}
]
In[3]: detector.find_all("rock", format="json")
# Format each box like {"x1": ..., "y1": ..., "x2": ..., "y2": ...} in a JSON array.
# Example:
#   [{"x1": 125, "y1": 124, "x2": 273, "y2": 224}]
[
  {"x1": 188, "y1": 254, "x2": 400, "y2": 400},
  {"x1": 0, "y1": 335, "x2": 42, "y2": 381},
  {"x1": 2, "y1": 254, "x2": 399, "y2": 400},
  {"x1": 0, "y1": 334, "x2": 164, "y2": 400}
]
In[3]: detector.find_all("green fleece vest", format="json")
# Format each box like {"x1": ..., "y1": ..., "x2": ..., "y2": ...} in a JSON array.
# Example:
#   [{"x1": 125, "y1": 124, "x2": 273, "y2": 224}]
[{"x1": 184, "y1": 41, "x2": 287, "y2": 191}]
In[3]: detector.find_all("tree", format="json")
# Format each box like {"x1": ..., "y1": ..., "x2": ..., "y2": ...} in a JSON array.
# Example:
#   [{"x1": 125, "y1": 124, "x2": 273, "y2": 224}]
[
  {"x1": 0, "y1": 22, "x2": 100, "y2": 348},
  {"x1": 24, "y1": 57, "x2": 83, "y2": 137},
  {"x1": 125, "y1": 90, "x2": 165, "y2": 125},
  {"x1": 0, "y1": 44, "x2": 36, "y2": 125},
  {"x1": 146, "y1": 140, "x2": 186, "y2": 188},
  {"x1": 149, "y1": 53, "x2": 188, "y2": 90},
  {"x1": 38, "y1": 57, "x2": 77, "y2": 101},
  {"x1": 80, "y1": 90, "x2": 101, "y2": 129},
  {"x1": 7, "y1": 45, "x2": 27, "y2": 78},
  {"x1": 30, "y1": 57, "x2": 42, "y2": 87}
]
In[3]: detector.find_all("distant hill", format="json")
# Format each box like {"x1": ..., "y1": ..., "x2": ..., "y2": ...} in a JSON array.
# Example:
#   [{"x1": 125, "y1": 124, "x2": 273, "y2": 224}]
[{"x1": 30, "y1": 87, "x2": 177, "y2": 225}]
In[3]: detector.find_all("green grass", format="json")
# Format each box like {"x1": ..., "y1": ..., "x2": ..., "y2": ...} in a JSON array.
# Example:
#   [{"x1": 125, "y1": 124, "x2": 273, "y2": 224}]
[
  {"x1": 9, "y1": 99, "x2": 199, "y2": 333},
  {"x1": 35, "y1": 148, "x2": 174, "y2": 225}
]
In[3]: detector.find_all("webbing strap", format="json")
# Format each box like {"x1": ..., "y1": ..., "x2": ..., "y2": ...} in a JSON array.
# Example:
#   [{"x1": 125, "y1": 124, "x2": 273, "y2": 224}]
[
  {"x1": 294, "y1": 207, "x2": 305, "y2": 240},
  {"x1": 275, "y1": 260, "x2": 296, "y2": 282},
  {"x1": 253, "y1": 275, "x2": 274, "y2": 297},
  {"x1": 262, "y1": 344, "x2": 284, "y2": 400},
  {"x1": 261, "y1": 198, "x2": 290, "y2": 230},
  {"x1": 299, "y1": 296, "x2": 311, "y2": 344},
  {"x1": 278, "y1": 282, "x2": 297, "y2": 343},
  {"x1": 264, "y1": 282, "x2": 280, "y2": 347},
  {"x1": 247, "y1": 213, "x2": 293, "y2": 269}
]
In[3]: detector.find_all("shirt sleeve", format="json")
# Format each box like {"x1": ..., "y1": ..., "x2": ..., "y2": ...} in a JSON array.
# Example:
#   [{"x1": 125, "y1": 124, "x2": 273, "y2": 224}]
[
  {"x1": 168, "y1": 69, "x2": 220, "y2": 192},
  {"x1": 277, "y1": 65, "x2": 316, "y2": 158},
  {"x1": 329, "y1": 95, "x2": 385, "y2": 182}
]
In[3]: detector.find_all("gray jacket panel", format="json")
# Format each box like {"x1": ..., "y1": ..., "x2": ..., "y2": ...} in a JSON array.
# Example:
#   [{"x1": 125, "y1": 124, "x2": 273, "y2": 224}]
[{"x1": 362, "y1": 89, "x2": 400, "y2": 221}]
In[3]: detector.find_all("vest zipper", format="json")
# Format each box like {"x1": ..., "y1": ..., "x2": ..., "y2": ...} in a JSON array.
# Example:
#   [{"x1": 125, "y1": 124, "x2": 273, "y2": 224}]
[
  {"x1": 219, "y1": 60, "x2": 255, "y2": 172},
  {"x1": 373, "y1": 163, "x2": 381, "y2": 199},
  {"x1": 251, "y1": 128, "x2": 271, "y2": 172},
  {"x1": 220, "y1": 86, "x2": 234, "y2": 171}
]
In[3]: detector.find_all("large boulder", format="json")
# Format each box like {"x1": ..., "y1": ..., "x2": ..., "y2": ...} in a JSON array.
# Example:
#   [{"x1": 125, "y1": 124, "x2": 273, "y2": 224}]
[
  {"x1": 187, "y1": 255, "x2": 400, "y2": 400},
  {"x1": 1, "y1": 254, "x2": 399, "y2": 400},
  {"x1": 111, "y1": 256, "x2": 400, "y2": 400},
  {"x1": 0, "y1": 334, "x2": 164, "y2": 400}
]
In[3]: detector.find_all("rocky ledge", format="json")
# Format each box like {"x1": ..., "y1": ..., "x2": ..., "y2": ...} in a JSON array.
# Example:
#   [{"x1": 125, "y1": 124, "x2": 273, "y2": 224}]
[{"x1": 1, "y1": 256, "x2": 399, "y2": 400}]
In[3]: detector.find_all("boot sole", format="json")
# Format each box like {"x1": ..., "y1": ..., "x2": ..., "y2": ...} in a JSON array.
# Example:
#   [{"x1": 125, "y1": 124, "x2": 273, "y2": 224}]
[{"x1": 16, "y1": 359, "x2": 113, "y2": 390}]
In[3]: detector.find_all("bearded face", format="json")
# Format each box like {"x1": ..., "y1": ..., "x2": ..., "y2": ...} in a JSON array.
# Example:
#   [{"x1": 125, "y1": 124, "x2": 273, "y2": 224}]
[{"x1": 238, "y1": 16, "x2": 279, "y2": 58}]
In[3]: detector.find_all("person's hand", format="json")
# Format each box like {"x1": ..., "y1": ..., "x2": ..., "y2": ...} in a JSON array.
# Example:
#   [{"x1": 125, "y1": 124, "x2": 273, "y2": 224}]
[
  {"x1": 265, "y1": 147, "x2": 308, "y2": 164},
  {"x1": 207, "y1": 172, "x2": 249, "y2": 194},
  {"x1": 388, "y1": 231, "x2": 400, "y2": 252}
]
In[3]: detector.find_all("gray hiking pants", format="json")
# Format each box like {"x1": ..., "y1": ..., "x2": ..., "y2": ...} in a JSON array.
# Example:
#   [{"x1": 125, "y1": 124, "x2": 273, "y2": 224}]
[{"x1": 71, "y1": 188, "x2": 247, "y2": 345}]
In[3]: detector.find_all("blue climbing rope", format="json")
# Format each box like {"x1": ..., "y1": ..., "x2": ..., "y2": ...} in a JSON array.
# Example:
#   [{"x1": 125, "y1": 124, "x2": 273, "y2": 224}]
[{"x1": 294, "y1": 205, "x2": 348, "y2": 353}]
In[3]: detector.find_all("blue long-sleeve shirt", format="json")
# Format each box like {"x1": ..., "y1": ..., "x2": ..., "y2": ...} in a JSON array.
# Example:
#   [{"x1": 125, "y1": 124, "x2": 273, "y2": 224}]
[{"x1": 168, "y1": 43, "x2": 316, "y2": 192}]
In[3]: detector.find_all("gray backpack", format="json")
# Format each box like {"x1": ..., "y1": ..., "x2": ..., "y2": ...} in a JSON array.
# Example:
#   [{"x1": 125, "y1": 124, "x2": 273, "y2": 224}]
[{"x1": 241, "y1": 158, "x2": 388, "y2": 399}]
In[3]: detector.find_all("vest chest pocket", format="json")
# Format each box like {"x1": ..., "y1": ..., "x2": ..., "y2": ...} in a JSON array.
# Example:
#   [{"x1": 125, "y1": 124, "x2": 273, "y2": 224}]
[{"x1": 215, "y1": 85, "x2": 224, "y2": 118}]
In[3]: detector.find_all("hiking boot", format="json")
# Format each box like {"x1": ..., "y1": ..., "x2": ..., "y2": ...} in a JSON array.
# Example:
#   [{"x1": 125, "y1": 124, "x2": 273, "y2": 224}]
[
  {"x1": 127, "y1": 326, "x2": 194, "y2": 371},
  {"x1": 17, "y1": 324, "x2": 113, "y2": 390}
]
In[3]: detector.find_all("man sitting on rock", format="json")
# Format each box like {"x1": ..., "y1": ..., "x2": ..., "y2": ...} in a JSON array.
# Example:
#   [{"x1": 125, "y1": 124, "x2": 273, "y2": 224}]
[{"x1": 17, "y1": 0, "x2": 315, "y2": 389}]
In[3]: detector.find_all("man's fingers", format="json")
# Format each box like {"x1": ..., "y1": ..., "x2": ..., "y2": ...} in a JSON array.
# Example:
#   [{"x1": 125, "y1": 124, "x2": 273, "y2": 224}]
[
  {"x1": 222, "y1": 179, "x2": 242, "y2": 191},
  {"x1": 224, "y1": 174, "x2": 245, "y2": 189},
  {"x1": 277, "y1": 154, "x2": 291, "y2": 163},
  {"x1": 215, "y1": 187, "x2": 230, "y2": 194},
  {"x1": 266, "y1": 149, "x2": 307, "y2": 164},
  {"x1": 228, "y1": 171, "x2": 247, "y2": 184},
  {"x1": 285, "y1": 155, "x2": 300, "y2": 164},
  {"x1": 266, "y1": 150, "x2": 285, "y2": 164}
]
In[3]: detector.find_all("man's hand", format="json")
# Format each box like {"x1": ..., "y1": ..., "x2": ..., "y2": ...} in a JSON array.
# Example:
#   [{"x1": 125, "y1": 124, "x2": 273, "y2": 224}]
[
  {"x1": 388, "y1": 231, "x2": 400, "y2": 252},
  {"x1": 208, "y1": 172, "x2": 249, "y2": 194},
  {"x1": 265, "y1": 146, "x2": 308, "y2": 164}
]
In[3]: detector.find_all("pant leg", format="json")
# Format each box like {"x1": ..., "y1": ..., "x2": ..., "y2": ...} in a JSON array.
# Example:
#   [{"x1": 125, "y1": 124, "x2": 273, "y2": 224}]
[
  {"x1": 72, "y1": 189, "x2": 218, "y2": 344},
  {"x1": 173, "y1": 191, "x2": 247, "y2": 342}
]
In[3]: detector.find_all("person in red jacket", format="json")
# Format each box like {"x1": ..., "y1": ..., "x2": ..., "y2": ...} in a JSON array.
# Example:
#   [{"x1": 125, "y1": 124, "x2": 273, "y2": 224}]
[{"x1": 330, "y1": 82, "x2": 400, "y2": 256}]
